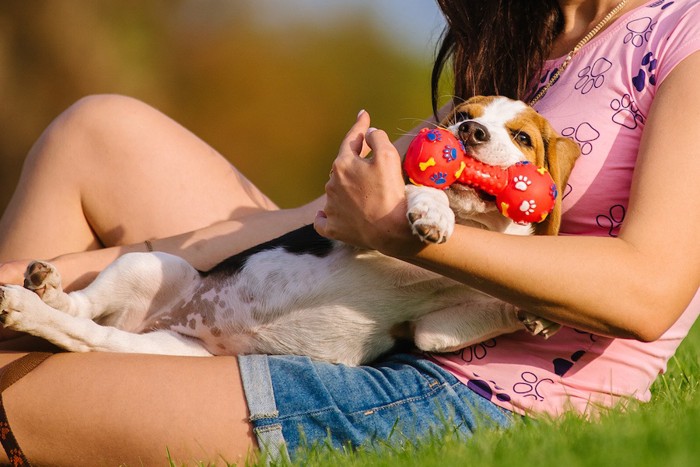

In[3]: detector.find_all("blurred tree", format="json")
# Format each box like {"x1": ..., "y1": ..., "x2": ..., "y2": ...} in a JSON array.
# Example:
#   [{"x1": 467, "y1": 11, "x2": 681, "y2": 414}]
[{"x1": 0, "y1": 0, "x2": 436, "y2": 217}]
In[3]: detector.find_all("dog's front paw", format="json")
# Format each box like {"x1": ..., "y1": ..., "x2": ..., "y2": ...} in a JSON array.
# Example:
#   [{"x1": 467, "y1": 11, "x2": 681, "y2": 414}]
[{"x1": 405, "y1": 185, "x2": 455, "y2": 244}]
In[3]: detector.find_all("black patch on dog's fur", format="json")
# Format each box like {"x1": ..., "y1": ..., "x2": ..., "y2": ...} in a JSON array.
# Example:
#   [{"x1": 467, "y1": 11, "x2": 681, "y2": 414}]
[{"x1": 202, "y1": 224, "x2": 334, "y2": 276}]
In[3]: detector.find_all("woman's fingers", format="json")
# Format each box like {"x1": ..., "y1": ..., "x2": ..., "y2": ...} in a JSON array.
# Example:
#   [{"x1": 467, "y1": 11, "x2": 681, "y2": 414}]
[
  {"x1": 315, "y1": 110, "x2": 409, "y2": 249},
  {"x1": 338, "y1": 110, "x2": 371, "y2": 160}
]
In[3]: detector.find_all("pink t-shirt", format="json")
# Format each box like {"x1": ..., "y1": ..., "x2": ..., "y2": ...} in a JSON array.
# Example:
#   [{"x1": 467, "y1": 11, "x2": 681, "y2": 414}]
[{"x1": 433, "y1": 0, "x2": 700, "y2": 416}]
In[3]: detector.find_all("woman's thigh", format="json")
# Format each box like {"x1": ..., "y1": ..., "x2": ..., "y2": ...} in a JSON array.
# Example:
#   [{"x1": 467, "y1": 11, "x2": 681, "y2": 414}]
[
  {"x1": 0, "y1": 94, "x2": 277, "y2": 261},
  {"x1": 0, "y1": 351, "x2": 257, "y2": 466}
]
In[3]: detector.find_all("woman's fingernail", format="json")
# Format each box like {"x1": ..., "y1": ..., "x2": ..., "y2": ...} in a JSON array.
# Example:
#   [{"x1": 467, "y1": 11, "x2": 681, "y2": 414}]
[
  {"x1": 357, "y1": 109, "x2": 366, "y2": 119},
  {"x1": 367, "y1": 127, "x2": 377, "y2": 135}
]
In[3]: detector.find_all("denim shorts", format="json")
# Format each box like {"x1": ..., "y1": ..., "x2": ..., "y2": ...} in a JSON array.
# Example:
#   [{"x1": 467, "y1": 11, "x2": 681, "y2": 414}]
[{"x1": 238, "y1": 352, "x2": 513, "y2": 462}]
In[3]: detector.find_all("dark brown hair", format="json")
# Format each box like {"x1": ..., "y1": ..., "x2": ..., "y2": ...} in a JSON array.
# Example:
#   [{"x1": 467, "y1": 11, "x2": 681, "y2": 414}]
[{"x1": 432, "y1": 0, "x2": 563, "y2": 113}]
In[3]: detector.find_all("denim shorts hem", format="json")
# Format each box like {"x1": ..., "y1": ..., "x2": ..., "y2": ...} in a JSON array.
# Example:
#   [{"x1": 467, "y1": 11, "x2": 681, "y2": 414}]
[
  {"x1": 238, "y1": 353, "x2": 512, "y2": 462},
  {"x1": 238, "y1": 354, "x2": 290, "y2": 462}
]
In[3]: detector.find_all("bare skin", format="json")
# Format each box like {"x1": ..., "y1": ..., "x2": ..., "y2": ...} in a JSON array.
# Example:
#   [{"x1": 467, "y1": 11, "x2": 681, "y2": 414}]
[
  {"x1": 1, "y1": 0, "x2": 699, "y2": 464},
  {"x1": 315, "y1": 5, "x2": 700, "y2": 342},
  {"x1": 0, "y1": 96, "x2": 426, "y2": 466}
]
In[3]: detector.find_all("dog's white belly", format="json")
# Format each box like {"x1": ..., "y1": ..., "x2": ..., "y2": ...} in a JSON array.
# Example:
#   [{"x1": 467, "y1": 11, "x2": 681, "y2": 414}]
[{"x1": 146, "y1": 245, "x2": 476, "y2": 364}]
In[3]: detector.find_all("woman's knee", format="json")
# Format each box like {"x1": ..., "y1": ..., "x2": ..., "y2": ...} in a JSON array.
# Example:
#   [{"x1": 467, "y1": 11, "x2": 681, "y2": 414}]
[
  {"x1": 55, "y1": 94, "x2": 157, "y2": 142},
  {"x1": 32, "y1": 95, "x2": 155, "y2": 166}
]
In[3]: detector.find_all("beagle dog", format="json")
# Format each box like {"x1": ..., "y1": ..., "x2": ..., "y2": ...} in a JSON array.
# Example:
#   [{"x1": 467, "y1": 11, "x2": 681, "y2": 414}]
[{"x1": 0, "y1": 96, "x2": 580, "y2": 365}]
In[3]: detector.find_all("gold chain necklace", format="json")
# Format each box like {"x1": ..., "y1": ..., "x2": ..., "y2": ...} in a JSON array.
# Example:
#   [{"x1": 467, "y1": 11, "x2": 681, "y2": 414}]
[{"x1": 529, "y1": 0, "x2": 629, "y2": 106}]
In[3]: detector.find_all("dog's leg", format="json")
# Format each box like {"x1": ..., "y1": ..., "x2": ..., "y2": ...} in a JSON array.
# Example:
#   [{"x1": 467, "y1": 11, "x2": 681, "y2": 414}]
[
  {"x1": 0, "y1": 284, "x2": 210, "y2": 355},
  {"x1": 405, "y1": 185, "x2": 455, "y2": 243},
  {"x1": 23, "y1": 260, "x2": 74, "y2": 312},
  {"x1": 413, "y1": 299, "x2": 523, "y2": 353},
  {"x1": 22, "y1": 253, "x2": 200, "y2": 330}
]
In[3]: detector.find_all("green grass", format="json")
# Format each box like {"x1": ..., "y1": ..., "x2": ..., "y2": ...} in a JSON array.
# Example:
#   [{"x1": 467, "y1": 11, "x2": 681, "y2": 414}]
[{"x1": 255, "y1": 320, "x2": 700, "y2": 467}]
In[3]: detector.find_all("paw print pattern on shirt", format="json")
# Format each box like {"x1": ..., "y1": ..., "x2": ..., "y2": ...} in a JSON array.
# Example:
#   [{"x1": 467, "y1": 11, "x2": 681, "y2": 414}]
[
  {"x1": 562, "y1": 183, "x2": 573, "y2": 201},
  {"x1": 632, "y1": 52, "x2": 658, "y2": 92},
  {"x1": 467, "y1": 373, "x2": 512, "y2": 403},
  {"x1": 596, "y1": 204, "x2": 626, "y2": 237},
  {"x1": 648, "y1": 0, "x2": 675, "y2": 10},
  {"x1": 456, "y1": 339, "x2": 497, "y2": 363},
  {"x1": 623, "y1": 17, "x2": 656, "y2": 47},
  {"x1": 611, "y1": 94, "x2": 644, "y2": 129},
  {"x1": 561, "y1": 123, "x2": 600, "y2": 156},
  {"x1": 575, "y1": 58, "x2": 612, "y2": 94},
  {"x1": 512, "y1": 371, "x2": 554, "y2": 401},
  {"x1": 553, "y1": 350, "x2": 587, "y2": 376}
]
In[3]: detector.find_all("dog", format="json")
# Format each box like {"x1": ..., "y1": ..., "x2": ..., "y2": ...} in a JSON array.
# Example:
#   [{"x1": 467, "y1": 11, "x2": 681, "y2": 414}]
[{"x1": 0, "y1": 96, "x2": 580, "y2": 365}]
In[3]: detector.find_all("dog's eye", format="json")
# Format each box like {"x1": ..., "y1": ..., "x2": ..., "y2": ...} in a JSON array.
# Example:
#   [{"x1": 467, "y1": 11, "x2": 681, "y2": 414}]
[
  {"x1": 512, "y1": 131, "x2": 532, "y2": 147},
  {"x1": 451, "y1": 111, "x2": 471, "y2": 125}
]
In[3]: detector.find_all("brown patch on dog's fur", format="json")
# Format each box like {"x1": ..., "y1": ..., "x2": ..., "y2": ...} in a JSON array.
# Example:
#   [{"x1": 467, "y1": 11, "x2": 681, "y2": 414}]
[{"x1": 445, "y1": 96, "x2": 580, "y2": 236}]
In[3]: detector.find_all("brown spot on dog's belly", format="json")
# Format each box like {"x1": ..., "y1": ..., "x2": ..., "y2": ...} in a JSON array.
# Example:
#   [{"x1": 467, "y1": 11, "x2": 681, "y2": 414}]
[{"x1": 238, "y1": 286, "x2": 255, "y2": 304}]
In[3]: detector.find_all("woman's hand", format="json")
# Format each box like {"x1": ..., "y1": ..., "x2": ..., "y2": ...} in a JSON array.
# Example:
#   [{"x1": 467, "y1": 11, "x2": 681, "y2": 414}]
[
  {"x1": 0, "y1": 259, "x2": 29, "y2": 286},
  {"x1": 314, "y1": 111, "x2": 421, "y2": 256}
]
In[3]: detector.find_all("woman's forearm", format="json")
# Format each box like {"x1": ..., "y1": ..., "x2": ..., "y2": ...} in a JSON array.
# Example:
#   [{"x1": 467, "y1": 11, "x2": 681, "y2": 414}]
[
  {"x1": 151, "y1": 204, "x2": 320, "y2": 271},
  {"x1": 400, "y1": 225, "x2": 697, "y2": 341},
  {"x1": 52, "y1": 200, "x2": 323, "y2": 290}
]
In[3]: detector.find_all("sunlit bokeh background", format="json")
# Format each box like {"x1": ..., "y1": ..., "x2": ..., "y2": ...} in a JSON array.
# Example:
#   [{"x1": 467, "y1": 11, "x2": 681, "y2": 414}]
[{"x1": 0, "y1": 0, "x2": 446, "y2": 217}]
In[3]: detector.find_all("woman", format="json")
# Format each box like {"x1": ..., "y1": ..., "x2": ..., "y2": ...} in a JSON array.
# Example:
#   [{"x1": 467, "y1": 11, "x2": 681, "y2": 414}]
[{"x1": 1, "y1": 0, "x2": 699, "y2": 465}]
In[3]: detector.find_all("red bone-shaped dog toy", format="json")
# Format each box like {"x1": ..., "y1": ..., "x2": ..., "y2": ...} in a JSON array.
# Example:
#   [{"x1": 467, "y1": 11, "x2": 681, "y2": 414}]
[{"x1": 403, "y1": 127, "x2": 557, "y2": 224}]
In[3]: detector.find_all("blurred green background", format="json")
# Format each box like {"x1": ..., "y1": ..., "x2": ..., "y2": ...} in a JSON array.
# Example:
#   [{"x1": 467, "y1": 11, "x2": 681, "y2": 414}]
[{"x1": 0, "y1": 0, "x2": 445, "y2": 215}]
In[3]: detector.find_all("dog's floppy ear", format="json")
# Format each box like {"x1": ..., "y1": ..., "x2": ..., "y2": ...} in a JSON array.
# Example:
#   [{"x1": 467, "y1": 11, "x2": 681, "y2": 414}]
[{"x1": 534, "y1": 127, "x2": 580, "y2": 236}]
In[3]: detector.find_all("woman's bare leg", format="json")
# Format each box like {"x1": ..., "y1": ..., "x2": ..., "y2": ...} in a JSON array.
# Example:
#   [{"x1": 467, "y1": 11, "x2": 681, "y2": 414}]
[
  {"x1": 0, "y1": 94, "x2": 277, "y2": 263},
  {"x1": 0, "y1": 352, "x2": 256, "y2": 466},
  {"x1": 0, "y1": 95, "x2": 281, "y2": 463}
]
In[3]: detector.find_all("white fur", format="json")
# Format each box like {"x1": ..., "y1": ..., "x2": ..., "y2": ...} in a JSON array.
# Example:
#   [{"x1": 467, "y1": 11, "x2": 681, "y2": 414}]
[{"x1": 0, "y1": 97, "x2": 559, "y2": 365}]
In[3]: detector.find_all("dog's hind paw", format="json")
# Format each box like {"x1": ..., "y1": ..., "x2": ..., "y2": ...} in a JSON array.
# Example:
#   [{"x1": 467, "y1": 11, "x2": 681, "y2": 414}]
[
  {"x1": 0, "y1": 285, "x2": 28, "y2": 330},
  {"x1": 23, "y1": 260, "x2": 63, "y2": 301}
]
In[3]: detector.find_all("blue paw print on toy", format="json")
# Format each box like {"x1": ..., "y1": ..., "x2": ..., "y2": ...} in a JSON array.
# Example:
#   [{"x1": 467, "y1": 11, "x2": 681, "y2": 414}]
[
  {"x1": 430, "y1": 171, "x2": 448, "y2": 185},
  {"x1": 442, "y1": 145, "x2": 458, "y2": 162},
  {"x1": 425, "y1": 129, "x2": 443, "y2": 143},
  {"x1": 549, "y1": 183, "x2": 558, "y2": 201}
]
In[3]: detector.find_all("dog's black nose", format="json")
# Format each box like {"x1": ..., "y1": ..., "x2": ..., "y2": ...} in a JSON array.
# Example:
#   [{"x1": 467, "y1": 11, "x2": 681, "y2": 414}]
[{"x1": 458, "y1": 121, "x2": 490, "y2": 146}]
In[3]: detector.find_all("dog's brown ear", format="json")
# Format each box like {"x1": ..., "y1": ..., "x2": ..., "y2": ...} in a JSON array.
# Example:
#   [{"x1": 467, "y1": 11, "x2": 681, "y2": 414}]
[{"x1": 534, "y1": 135, "x2": 580, "y2": 236}]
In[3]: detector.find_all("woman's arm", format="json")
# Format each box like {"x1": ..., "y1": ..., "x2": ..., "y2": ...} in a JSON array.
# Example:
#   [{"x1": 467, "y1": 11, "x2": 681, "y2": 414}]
[
  {"x1": 316, "y1": 53, "x2": 700, "y2": 342},
  {"x1": 0, "y1": 199, "x2": 323, "y2": 290}
]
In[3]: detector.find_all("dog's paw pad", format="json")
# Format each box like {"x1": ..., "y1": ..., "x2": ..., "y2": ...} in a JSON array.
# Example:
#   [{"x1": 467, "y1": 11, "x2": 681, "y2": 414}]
[
  {"x1": 410, "y1": 222, "x2": 449, "y2": 244},
  {"x1": 23, "y1": 260, "x2": 62, "y2": 298},
  {"x1": 407, "y1": 208, "x2": 454, "y2": 244}
]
